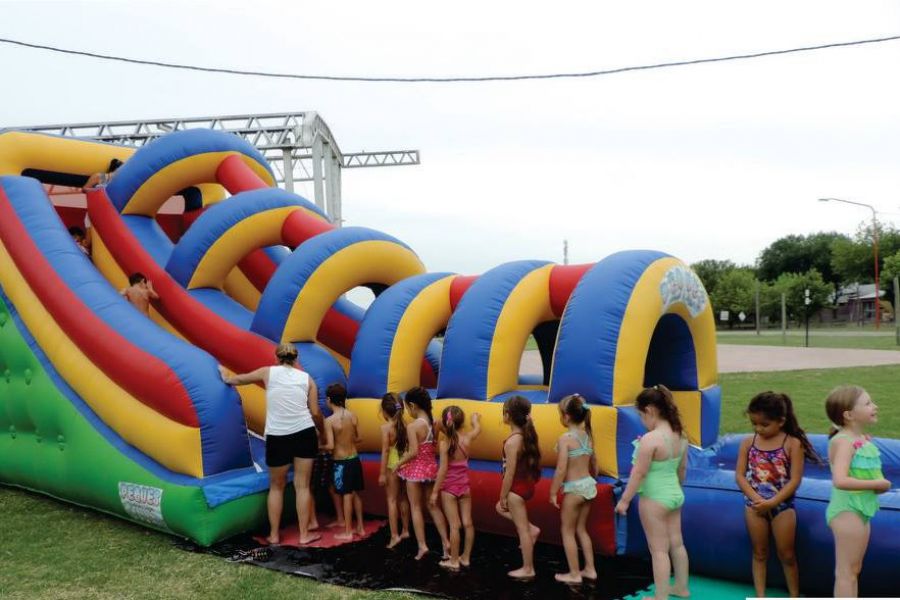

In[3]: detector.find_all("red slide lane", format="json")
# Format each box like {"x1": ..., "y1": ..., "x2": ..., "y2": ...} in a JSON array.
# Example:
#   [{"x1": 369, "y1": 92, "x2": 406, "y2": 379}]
[
  {"x1": 0, "y1": 187, "x2": 199, "y2": 426},
  {"x1": 88, "y1": 189, "x2": 278, "y2": 374}
]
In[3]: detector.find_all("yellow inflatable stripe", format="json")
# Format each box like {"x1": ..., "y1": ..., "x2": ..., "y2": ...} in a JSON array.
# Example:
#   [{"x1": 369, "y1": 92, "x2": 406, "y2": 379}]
[
  {"x1": 487, "y1": 264, "x2": 556, "y2": 399},
  {"x1": 0, "y1": 240, "x2": 204, "y2": 477},
  {"x1": 0, "y1": 131, "x2": 133, "y2": 177},
  {"x1": 672, "y1": 390, "x2": 702, "y2": 446},
  {"x1": 387, "y1": 275, "x2": 455, "y2": 392},
  {"x1": 123, "y1": 152, "x2": 274, "y2": 216},
  {"x1": 347, "y1": 398, "x2": 622, "y2": 477},
  {"x1": 283, "y1": 240, "x2": 426, "y2": 342},
  {"x1": 188, "y1": 207, "x2": 298, "y2": 290},
  {"x1": 612, "y1": 257, "x2": 717, "y2": 407},
  {"x1": 223, "y1": 266, "x2": 261, "y2": 311}
]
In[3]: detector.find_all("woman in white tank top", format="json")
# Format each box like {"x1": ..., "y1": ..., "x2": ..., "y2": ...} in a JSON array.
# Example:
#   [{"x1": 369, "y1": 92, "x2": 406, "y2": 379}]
[{"x1": 220, "y1": 342, "x2": 323, "y2": 545}]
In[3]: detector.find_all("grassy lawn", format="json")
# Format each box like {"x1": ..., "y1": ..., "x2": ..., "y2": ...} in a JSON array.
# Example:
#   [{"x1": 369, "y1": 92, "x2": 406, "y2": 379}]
[
  {"x1": 717, "y1": 332, "x2": 900, "y2": 351},
  {"x1": 0, "y1": 487, "x2": 418, "y2": 600},
  {"x1": 719, "y1": 364, "x2": 900, "y2": 438}
]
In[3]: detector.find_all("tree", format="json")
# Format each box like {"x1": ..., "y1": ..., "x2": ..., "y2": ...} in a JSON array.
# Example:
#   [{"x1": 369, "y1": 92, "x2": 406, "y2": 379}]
[
  {"x1": 710, "y1": 268, "x2": 757, "y2": 328},
  {"x1": 882, "y1": 250, "x2": 900, "y2": 304},
  {"x1": 831, "y1": 221, "x2": 900, "y2": 285},
  {"x1": 690, "y1": 259, "x2": 737, "y2": 297},
  {"x1": 757, "y1": 232, "x2": 848, "y2": 287},
  {"x1": 768, "y1": 269, "x2": 834, "y2": 323}
]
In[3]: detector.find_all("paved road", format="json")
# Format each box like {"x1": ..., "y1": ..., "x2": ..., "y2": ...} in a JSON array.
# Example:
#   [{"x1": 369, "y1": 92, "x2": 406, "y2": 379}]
[{"x1": 519, "y1": 345, "x2": 900, "y2": 375}]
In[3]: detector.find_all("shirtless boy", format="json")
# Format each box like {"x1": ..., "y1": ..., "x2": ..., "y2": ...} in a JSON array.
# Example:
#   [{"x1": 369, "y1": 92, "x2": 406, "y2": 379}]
[
  {"x1": 120, "y1": 273, "x2": 159, "y2": 315},
  {"x1": 321, "y1": 383, "x2": 365, "y2": 540}
]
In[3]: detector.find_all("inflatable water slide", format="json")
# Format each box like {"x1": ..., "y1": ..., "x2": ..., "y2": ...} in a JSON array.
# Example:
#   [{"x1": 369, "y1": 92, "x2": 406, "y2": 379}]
[{"x1": 0, "y1": 128, "x2": 897, "y2": 593}]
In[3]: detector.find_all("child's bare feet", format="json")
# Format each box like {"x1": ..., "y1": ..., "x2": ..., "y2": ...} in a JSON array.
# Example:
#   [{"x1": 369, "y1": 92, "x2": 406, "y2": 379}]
[
  {"x1": 265, "y1": 534, "x2": 280, "y2": 546},
  {"x1": 580, "y1": 568, "x2": 597, "y2": 580},
  {"x1": 459, "y1": 556, "x2": 471, "y2": 568},
  {"x1": 308, "y1": 521, "x2": 319, "y2": 531},
  {"x1": 356, "y1": 526, "x2": 366, "y2": 537},
  {"x1": 555, "y1": 572, "x2": 583, "y2": 584},
  {"x1": 297, "y1": 533, "x2": 321, "y2": 545},
  {"x1": 414, "y1": 545, "x2": 429, "y2": 560},
  {"x1": 671, "y1": 587, "x2": 691, "y2": 598},
  {"x1": 386, "y1": 535, "x2": 403, "y2": 549},
  {"x1": 326, "y1": 520, "x2": 343, "y2": 529},
  {"x1": 508, "y1": 567, "x2": 535, "y2": 579},
  {"x1": 439, "y1": 559, "x2": 461, "y2": 570},
  {"x1": 400, "y1": 530, "x2": 411, "y2": 540},
  {"x1": 334, "y1": 532, "x2": 354, "y2": 541},
  {"x1": 442, "y1": 543, "x2": 451, "y2": 560}
]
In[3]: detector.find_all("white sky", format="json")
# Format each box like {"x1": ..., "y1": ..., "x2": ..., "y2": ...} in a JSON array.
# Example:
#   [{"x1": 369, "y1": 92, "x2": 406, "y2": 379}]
[{"x1": 2, "y1": 0, "x2": 900, "y2": 276}]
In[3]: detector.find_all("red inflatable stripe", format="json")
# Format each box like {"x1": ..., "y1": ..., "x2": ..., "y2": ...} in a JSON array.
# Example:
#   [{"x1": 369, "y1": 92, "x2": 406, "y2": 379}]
[
  {"x1": 549, "y1": 264, "x2": 594, "y2": 318},
  {"x1": 87, "y1": 189, "x2": 278, "y2": 374},
  {"x1": 449, "y1": 275, "x2": 479, "y2": 312},
  {"x1": 0, "y1": 188, "x2": 199, "y2": 427}
]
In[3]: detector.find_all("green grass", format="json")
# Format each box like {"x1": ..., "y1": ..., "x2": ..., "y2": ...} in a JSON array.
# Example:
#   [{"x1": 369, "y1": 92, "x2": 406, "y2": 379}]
[
  {"x1": 0, "y1": 487, "x2": 418, "y2": 600},
  {"x1": 719, "y1": 364, "x2": 900, "y2": 438},
  {"x1": 717, "y1": 331, "x2": 900, "y2": 351}
]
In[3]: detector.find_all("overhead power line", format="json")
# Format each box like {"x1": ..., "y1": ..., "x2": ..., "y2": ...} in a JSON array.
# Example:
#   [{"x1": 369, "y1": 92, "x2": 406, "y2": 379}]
[{"x1": 1, "y1": 34, "x2": 899, "y2": 83}]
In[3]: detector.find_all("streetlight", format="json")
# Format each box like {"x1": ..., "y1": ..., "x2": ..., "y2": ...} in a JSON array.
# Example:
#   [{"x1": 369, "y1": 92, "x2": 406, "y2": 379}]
[{"x1": 818, "y1": 198, "x2": 881, "y2": 329}]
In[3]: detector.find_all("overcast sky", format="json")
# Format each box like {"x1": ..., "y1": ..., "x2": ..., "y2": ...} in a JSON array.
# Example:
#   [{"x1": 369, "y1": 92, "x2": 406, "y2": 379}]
[{"x1": 2, "y1": 1, "x2": 900, "y2": 277}]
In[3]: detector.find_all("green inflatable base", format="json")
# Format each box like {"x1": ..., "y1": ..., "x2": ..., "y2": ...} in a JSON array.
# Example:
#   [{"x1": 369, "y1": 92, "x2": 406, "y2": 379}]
[
  {"x1": 621, "y1": 574, "x2": 782, "y2": 599},
  {"x1": 0, "y1": 294, "x2": 267, "y2": 546}
]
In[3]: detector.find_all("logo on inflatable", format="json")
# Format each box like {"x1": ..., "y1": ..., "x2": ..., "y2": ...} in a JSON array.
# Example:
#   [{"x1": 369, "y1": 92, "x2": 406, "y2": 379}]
[
  {"x1": 118, "y1": 482, "x2": 170, "y2": 532},
  {"x1": 659, "y1": 266, "x2": 707, "y2": 318}
]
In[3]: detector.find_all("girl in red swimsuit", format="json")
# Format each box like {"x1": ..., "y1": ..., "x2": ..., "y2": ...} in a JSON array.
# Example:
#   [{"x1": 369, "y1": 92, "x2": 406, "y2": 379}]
[{"x1": 496, "y1": 395, "x2": 542, "y2": 579}]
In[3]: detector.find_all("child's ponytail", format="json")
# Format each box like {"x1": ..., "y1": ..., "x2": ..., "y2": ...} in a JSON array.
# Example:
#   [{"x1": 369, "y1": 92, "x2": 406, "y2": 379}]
[
  {"x1": 781, "y1": 394, "x2": 821, "y2": 463},
  {"x1": 748, "y1": 391, "x2": 821, "y2": 462},
  {"x1": 441, "y1": 405, "x2": 464, "y2": 458},
  {"x1": 504, "y1": 395, "x2": 542, "y2": 481},
  {"x1": 560, "y1": 393, "x2": 594, "y2": 443},
  {"x1": 636, "y1": 384, "x2": 684, "y2": 435},
  {"x1": 381, "y1": 392, "x2": 408, "y2": 454}
]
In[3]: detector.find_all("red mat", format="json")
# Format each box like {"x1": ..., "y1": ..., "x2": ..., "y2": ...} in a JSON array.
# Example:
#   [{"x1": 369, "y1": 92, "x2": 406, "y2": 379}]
[{"x1": 253, "y1": 515, "x2": 385, "y2": 549}]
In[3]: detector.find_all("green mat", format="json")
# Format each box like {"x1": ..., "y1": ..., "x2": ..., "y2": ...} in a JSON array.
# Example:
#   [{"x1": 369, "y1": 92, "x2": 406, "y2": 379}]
[{"x1": 620, "y1": 575, "x2": 782, "y2": 599}]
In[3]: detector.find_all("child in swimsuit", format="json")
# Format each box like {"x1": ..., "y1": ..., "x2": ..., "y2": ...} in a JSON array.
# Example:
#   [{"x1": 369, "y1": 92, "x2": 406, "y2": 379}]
[
  {"x1": 395, "y1": 387, "x2": 449, "y2": 560},
  {"x1": 549, "y1": 394, "x2": 599, "y2": 584},
  {"x1": 825, "y1": 386, "x2": 891, "y2": 598},
  {"x1": 322, "y1": 383, "x2": 365, "y2": 541},
  {"x1": 496, "y1": 395, "x2": 542, "y2": 579},
  {"x1": 615, "y1": 384, "x2": 690, "y2": 600},
  {"x1": 431, "y1": 406, "x2": 482, "y2": 570},
  {"x1": 378, "y1": 393, "x2": 411, "y2": 549},
  {"x1": 735, "y1": 392, "x2": 819, "y2": 598}
]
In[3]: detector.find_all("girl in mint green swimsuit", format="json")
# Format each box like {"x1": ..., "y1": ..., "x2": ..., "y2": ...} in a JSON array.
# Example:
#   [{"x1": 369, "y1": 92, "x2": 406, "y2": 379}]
[
  {"x1": 549, "y1": 394, "x2": 598, "y2": 585},
  {"x1": 825, "y1": 386, "x2": 891, "y2": 598},
  {"x1": 615, "y1": 385, "x2": 690, "y2": 600}
]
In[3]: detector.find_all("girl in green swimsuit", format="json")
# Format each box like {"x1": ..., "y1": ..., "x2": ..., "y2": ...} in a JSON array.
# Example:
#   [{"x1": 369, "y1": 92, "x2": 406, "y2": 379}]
[
  {"x1": 825, "y1": 386, "x2": 891, "y2": 598},
  {"x1": 615, "y1": 385, "x2": 690, "y2": 600},
  {"x1": 549, "y1": 394, "x2": 598, "y2": 584}
]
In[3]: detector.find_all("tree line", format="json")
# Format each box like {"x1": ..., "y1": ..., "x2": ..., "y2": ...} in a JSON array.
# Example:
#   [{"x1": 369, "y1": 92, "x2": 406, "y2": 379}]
[{"x1": 692, "y1": 222, "x2": 900, "y2": 327}]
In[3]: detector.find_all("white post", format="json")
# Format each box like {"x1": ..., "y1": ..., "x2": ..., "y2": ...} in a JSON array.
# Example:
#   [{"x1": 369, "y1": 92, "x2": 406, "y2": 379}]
[
  {"x1": 281, "y1": 148, "x2": 294, "y2": 194},
  {"x1": 311, "y1": 136, "x2": 325, "y2": 211},
  {"x1": 755, "y1": 280, "x2": 761, "y2": 336},
  {"x1": 894, "y1": 277, "x2": 899, "y2": 346},
  {"x1": 323, "y1": 143, "x2": 336, "y2": 220},
  {"x1": 781, "y1": 293, "x2": 787, "y2": 343}
]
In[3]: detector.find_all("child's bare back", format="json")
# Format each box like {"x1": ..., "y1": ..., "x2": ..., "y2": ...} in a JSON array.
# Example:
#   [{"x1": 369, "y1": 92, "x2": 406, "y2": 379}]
[
  {"x1": 326, "y1": 408, "x2": 360, "y2": 460},
  {"x1": 120, "y1": 274, "x2": 158, "y2": 316}
]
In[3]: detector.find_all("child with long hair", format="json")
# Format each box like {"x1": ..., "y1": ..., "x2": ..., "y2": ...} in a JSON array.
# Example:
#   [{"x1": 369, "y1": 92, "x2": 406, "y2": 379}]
[
  {"x1": 825, "y1": 386, "x2": 891, "y2": 598},
  {"x1": 431, "y1": 406, "x2": 482, "y2": 570},
  {"x1": 378, "y1": 392, "x2": 411, "y2": 549},
  {"x1": 615, "y1": 384, "x2": 690, "y2": 600},
  {"x1": 497, "y1": 395, "x2": 542, "y2": 579},
  {"x1": 549, "y1": 394, "x2": 598, "y2": 584},
  {"x1": 735, "y1": 391, "x2": 819, "y2": 598},
  {"x1": 395, "y1": 386, "x2": 450, "y2": 560}
]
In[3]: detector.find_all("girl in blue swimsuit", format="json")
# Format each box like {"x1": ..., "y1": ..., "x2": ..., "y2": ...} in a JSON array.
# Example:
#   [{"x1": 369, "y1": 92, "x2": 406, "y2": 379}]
[{"x1": 549, "y1": 394, "x2": 598, "y2": 584}]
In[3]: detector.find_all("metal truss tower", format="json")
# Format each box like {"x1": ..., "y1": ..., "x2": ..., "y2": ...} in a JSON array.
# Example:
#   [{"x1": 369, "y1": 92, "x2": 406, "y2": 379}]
[{"x1": 9, "y1": 112, "x2": 420, "y2": 225}]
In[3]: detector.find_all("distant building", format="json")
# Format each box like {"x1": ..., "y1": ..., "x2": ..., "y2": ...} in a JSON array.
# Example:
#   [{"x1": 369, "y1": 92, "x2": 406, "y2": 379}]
[{"x1": 823, "y1": 283, "x2": 892, "y2": 324}]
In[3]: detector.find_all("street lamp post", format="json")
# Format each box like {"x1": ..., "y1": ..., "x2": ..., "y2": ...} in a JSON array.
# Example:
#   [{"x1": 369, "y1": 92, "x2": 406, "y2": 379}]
[{"x1": 819, "y1": 198, "x2": 881, "y2": 329}]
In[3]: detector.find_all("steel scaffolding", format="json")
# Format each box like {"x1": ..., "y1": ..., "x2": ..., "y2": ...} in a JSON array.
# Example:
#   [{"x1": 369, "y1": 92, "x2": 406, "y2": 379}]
[{"x1": 8, "y1": 111, "x2": 420, "y2": 225}]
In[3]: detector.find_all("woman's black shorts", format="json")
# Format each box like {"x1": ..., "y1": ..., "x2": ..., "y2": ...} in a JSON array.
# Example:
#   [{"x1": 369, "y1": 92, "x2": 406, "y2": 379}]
[{"x1": 265, "y1": 427, "x2": 318, "y2": 467}]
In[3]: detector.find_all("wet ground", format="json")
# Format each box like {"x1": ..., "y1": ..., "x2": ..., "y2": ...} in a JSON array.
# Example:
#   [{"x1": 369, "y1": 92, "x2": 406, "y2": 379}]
[{"x1": 178, "y1": 523, "x2": 653, "y2": 600}]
